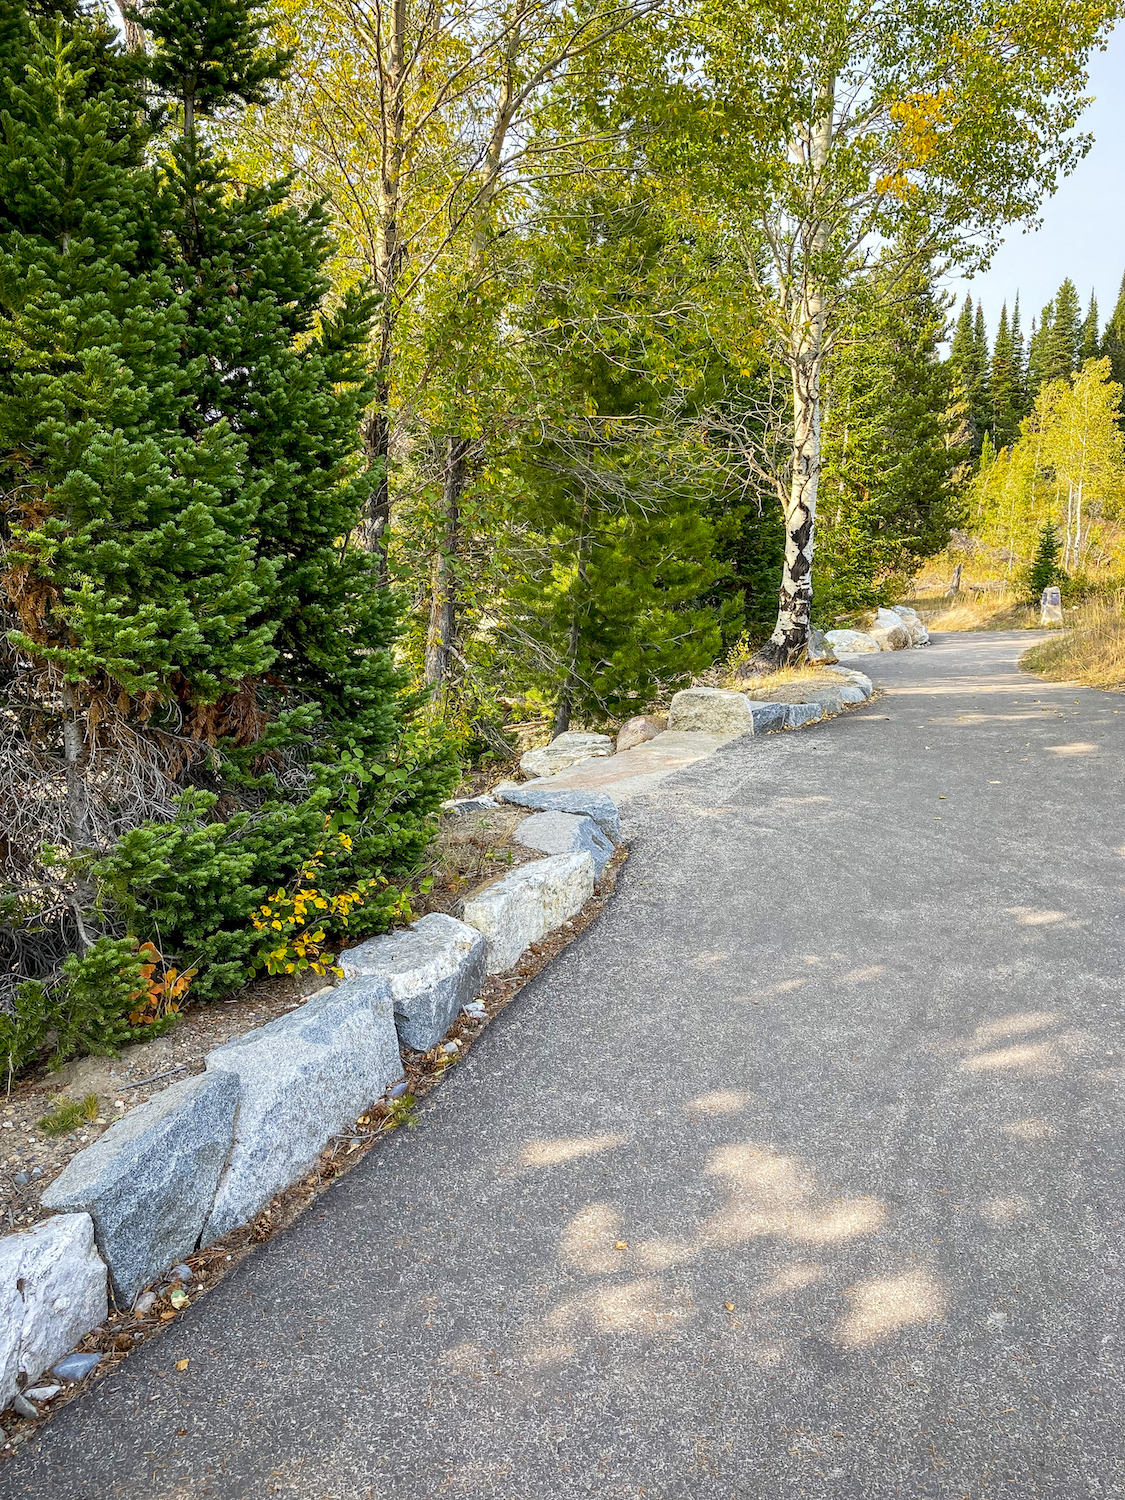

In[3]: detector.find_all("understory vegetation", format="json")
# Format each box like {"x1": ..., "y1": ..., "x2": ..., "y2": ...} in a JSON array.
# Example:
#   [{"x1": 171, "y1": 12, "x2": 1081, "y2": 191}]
[{"x1": 1, "y1": 0, "x2": 1120, "y2": 1071}]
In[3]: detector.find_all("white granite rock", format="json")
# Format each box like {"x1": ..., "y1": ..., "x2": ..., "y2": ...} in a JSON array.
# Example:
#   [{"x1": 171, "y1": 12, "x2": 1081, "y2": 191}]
[
  {"x1": 462, "y1": 853, "x2": 595, "y2": 974},
  {"x1": 870, "y1": 608, "x2": 911, "y2": 650},
  {"x1": 519, "y1": 731, "x2": 613, "y2": 780},
  {"x1": 824, "y1": 629, "x2": 880, "y2": 656},
  {"x1": 514, "y1": 811, "x2": 614, "y2": 878},
  {"x1": 0, "y1": 1215, "x2": 107, "y2": 1411},
  {"x1": 338, "y1": 913, "x2": 488, "y2": 1052},
  {"x1": 891, "y1": 606, "x2": 930, "y2": 645},
  {"x1": 201, "y1": 983, "x2": 403, "y2": 1243},
  {"x1": 41, "y1": 1071, "x2": 239, "y2": 1306},
  {"x1": 667, "y1": 687, "x2": 755, "y2": 736}
]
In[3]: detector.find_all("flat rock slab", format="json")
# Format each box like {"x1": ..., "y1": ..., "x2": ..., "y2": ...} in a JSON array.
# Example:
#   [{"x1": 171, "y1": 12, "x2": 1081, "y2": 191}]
[
  {"x1": 440, "y1": 796, "x2": 499, "y2": 817},
  {"x1": 513, "y1": 811, "x2": 614, "y2": 878},
  {"x1": 519, "y1": 731, "x2": 613, "y2": 780},
  {"x1": 495, "y1": 784, "x2": 622, "y2": 844},
  {"x1": 462, "y1": 852, "x2": 595, "y2": 973},
  {"x1": 201, "y1": 984, "x2": 403, "y2": 1243},
  {"x1": 41, "y1": 1071, "x2": 239, "y2": 1306},
  {"x1": 512, "y1": 731, "x2": 736, "y2": 807},
  {"x1": 0, "y1": 1215, "x2": 106, "y2": 1411},
  {"x1": 338, "y1": 914, "x2": 488, "y2": 1053}
]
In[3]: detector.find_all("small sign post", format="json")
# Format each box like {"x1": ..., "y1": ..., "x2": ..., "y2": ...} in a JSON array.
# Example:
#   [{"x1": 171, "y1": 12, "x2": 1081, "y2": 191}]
[{"x1": 1040, "y1": 586, "x2": 1063, "y2": 626}]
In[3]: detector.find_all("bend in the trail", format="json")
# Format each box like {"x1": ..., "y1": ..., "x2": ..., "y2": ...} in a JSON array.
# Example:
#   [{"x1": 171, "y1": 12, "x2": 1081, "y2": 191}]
[{"x1": 6, "y1": 631, "x2": 1124, "y2": 1500}]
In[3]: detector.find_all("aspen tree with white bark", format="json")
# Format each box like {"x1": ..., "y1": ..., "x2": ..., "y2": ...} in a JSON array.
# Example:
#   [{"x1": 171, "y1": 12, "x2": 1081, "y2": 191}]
[{"x1": 692, "y1": 0, "x2": 1121, "y2": 668}]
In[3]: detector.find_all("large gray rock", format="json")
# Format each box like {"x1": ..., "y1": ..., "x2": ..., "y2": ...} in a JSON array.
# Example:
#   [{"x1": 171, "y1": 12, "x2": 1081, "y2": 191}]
[
  {"x1": 870, "y1": 608, "x2": 911, "y2": 650},
  {"x1": 495, "y1": 784, "x2": 622, "y2": 844},
  {"x1": 0, "y1": 1214, "x2": 107, "y2": 1411},
  {"x1": 891, "y1": 605, "x2": 930, "y2": 645},
  {"x1": 337, "y1": 914, "x2": 488, "y2": 1052},
  {"x1": 514, "y1": 811, "x2": 614, "y2": 878},
  {"x1": 462, "y1": 853, "x2": 595, "y2": 974},
  {"x1": 825, "y1": 628, "x2": 880, "y2": 655},
  {"x1": 201, "y1": 983, "x2": 403, "y2": 1243},
  {"x1": 41, "y1": 1071, "x2": 238, "y2": 1305},
  {"x1": 518, "y1": 731, "x2": 613, "y2": 780},
  {"x1": 806, "y1": 627, "x2": 838, "y2": 664},
  {"x1": 667, "y1": 687, "x2": 754, "y2": 736}
]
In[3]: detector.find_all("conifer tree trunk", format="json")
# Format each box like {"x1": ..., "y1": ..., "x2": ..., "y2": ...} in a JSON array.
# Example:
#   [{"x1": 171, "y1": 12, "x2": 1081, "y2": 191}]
[
  {"x1": 424, "y1": 436, "x2": 470, "y2": 691},
  {"x1": 553, "y1": 525, "x2": 589, "y2": 736},
  {"x1": 422, "y1": 6, "x2": 522, "y2": 688}
]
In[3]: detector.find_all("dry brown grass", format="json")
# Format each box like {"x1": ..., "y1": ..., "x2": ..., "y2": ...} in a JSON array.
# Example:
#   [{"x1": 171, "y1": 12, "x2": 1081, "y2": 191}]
[
  {"x1": 728, "y1": 664, "x2": 847, "y2": 702},
  {"x1": 911, "y1": 591, "x2": 1040, "y2": 632},
  {"x1": 1022, "y1": 593, "x2": 1125, "y2": 691}
]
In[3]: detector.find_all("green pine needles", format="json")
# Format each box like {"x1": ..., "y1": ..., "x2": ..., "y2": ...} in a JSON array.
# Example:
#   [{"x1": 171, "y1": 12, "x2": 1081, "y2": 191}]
[
  {"x1": 1027, "y1": 520, "x2": 1063, "y2": 600},
  {"x1": 0, "y1": 0, "x2": 453, "y2": 1066}
]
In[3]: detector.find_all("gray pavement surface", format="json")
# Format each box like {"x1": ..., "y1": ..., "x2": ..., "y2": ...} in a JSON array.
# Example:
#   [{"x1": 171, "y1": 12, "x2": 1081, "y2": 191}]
[{"x1": 6, "y1": 630, "x2": 1125, "y2": 1499}]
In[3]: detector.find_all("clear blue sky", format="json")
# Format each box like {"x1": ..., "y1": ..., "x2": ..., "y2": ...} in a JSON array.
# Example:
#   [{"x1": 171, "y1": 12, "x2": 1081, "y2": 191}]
[{"x1": 946, "y1": 24, "x2": 1125, "y2": 337}]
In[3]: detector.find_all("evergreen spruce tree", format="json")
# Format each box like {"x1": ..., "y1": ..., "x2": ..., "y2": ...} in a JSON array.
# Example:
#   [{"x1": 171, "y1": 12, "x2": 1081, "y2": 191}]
[
  {"x1": 1026, "y1": 518, "x2": 1063, "y2": 598},
  {"x1": 1079, "y1": 290, "x2": 1100, "y2": 363},
  {"x1": 972, "y1": 301, "x2": 992, "y2": 441},
  {"x1": 1049, "y1": 277, "x2": 1082, "y2": 376},
  {"x1": 989, "y1": 304, "x2": 1021, "y2": 447},
  {"x1": 818, "y1": 263, "x2": 961, "y2": 615},
  {"x1": 1101, "y1": 271, "x2": 1125, "y2": 390},
  {"x1": 1010, "y1": 297, "x2": 1030, "y2": 420},
  {"x1": 1027, "y1": 302, "x2": 1053, "y2": 395},
  {"x1": 1, "y1": 0, "x2": 450, "y2": 1046},
  {"x1": 949, "y1": 295, "x2": 989, "y2": 456}
]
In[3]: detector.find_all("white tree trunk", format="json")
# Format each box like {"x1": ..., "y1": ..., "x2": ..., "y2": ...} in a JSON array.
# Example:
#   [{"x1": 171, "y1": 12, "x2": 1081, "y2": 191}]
[{"x1": 757, "y1": 86, "x2": 833, "y2": 667}]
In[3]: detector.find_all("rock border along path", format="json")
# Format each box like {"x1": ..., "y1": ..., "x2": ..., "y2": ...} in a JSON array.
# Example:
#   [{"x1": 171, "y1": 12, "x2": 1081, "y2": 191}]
[
  {"x1": 0, "y1": 659, "x2": 871, "y2": 1436},
  {"x1": 11, "y1": 628, "x2": 1125, "y2": 1498}
]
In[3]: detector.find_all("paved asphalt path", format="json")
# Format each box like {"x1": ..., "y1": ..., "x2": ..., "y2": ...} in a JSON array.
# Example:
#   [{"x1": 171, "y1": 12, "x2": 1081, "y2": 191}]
[{"x1": 6, "y1": 630, "x2": 1125, "y2": 1500}]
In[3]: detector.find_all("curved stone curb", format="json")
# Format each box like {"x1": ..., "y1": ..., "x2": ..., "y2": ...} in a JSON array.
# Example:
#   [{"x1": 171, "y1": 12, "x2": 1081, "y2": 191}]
[
  {"x1": 41, "y1": 1071, "x2": 239, "y2": 1306},
  {"x1": 0, "y1": 839, "x2": 622, "y2": 1414},
  {"x1": 462, "y1": 852, "x2": 596, "y2": 974},
  {"x1": 665, "y1": 674, "x2": 874, "y2": 739},
  {"x1": 338, "y1": 914, "x2": 488, "y2": 1053},
  {"x1": 0, "y1": 1215, "x2": 107, "y2": 1412}
]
